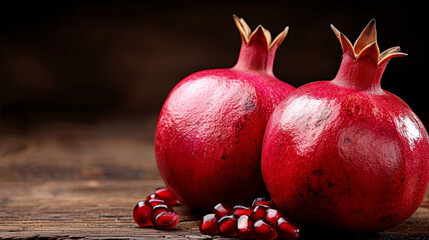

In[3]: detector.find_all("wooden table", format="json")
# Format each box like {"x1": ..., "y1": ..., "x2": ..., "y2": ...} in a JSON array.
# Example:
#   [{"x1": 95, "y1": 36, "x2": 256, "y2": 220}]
[{"x1": 0, "y1": 117, "x2": 428, "y2": 239}]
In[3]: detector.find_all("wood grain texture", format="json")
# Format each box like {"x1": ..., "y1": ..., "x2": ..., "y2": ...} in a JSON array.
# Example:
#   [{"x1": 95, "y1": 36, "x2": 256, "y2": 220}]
[{"x1": 0, "y1": 118, "x2": 428, "y2": 239}]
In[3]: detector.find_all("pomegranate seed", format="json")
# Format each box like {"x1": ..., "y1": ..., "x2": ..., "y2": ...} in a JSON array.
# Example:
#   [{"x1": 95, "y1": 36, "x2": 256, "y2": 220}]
[
  {"x1": 233, "y1": 205, "x2": 253, "y2": 217},
  {"x1": 146, "y1": 193, "x2": 162, "y2": 201},
  {"x1": 277, "y1": 217, "x2": 300, "y2": 240},
  {"x1": 252, "y1": 197, "x2": 275, "y2": 208},
  {"x1": 155, "y1": 187, "x2": 179, "y2": 206},
  {"x1": 153, "y1": 211, "x2": 180, "y2": 230},
  {"x1": 199, "y1": 213, "x2": 219, "y2": 236},
  {"x1": 213, "y1": 203, "x2": 232, "y2": 217},
  {"x1": 251, "y1": 205, "x2": 268, "y2": 221},
  {"x1": 217, "y1": 215, "x2": 237, "y2": 237},
  {"x1": 236, "y1": 215, "x2": 256, "y2": 239},
  {"x1": 133, "y1": 200, "x2": 153, "y2": 227},
  {"x1": 254, "y1": 219, "x2": 278, "y2": 240},
  {"x1": 148, "y1": 198, "x2": 166, "y2": 207},
  {"x1": 150, "y1": 204, "x2": 172, "y2": 224},
  {"x1": 265, "y1": 208, "x2": 283, "y2": 225}
]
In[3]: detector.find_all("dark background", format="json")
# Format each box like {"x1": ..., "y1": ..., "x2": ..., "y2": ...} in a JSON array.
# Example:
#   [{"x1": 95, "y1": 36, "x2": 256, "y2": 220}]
[{"x1": 0, "y1": 1, "x2": 427, "y2": 131}]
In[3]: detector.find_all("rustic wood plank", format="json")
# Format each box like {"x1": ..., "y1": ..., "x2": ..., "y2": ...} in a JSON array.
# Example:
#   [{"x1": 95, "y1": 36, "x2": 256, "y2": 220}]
[
  {"x1": 0, "y1": 119, "x2": 428, "y2": 239},
  {"x1": 0, "y1": 180, "x2": 428, "y2": 239}
]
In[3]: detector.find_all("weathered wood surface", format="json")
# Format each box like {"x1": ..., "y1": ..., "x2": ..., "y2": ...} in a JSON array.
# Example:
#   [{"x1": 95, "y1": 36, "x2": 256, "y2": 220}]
[{"x1": 0, "y1": 118, "x2": 428, "y2": 239}]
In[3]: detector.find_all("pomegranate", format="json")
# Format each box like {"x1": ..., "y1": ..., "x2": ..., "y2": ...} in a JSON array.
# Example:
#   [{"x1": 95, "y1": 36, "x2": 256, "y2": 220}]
[
  {"x1": 261, "y1": 19, "x2": 429, "y2": 232},
  {"x1": 155, "y1": 15, "x2": 295, "y2": 210}
]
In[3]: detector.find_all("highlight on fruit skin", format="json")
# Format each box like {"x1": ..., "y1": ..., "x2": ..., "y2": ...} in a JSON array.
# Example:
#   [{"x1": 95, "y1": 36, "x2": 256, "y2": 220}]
[
  {"x1": 261, "y1": 19, "x2": 429, "y2": 233},
  {"x1": 154, "y1": 14, "x2": 295, "y2": 211},
  {"x1": 330, "y1": 19, "x2": 407, "y2": 66}
]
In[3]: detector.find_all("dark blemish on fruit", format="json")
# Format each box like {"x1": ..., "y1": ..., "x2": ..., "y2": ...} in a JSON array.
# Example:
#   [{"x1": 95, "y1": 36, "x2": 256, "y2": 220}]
[
  {"x1": 343, "y1": 138, "x2": 351, "y2": 143},
  {"x1": 308, "y1": 185, "x2": 320, "y2": 197},
  {"x1": 221, "y1": 155, "x2": 226, "y2": 160},
  {"x1": 244, "y1": 95, "x2": 255, "y2": 111},
  {"x1": 400, "y1": 178, "x2": 405, "y2": 183},
  {"x1": 312, "y1": 169, "x2": 324, "y2": 176},
  {"x1": 327, "y1": 182, "x2": 335, "y2": 188}
]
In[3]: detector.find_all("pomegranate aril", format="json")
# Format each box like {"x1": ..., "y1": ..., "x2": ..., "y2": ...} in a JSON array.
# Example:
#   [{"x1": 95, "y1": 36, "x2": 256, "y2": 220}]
[
  {"x1": 148, "y1": 198, "x2": 166, "y2": 207},
  {"x1": 146, "y1": 193, "x2": 162, "y2": 201},
  {"x1": 233, "y1": 205, "x2": 253, "y2": 217},
  {"x1": 133, "y1": 200, "x2": 153, "y2": 227},
  {"x1": 254, "y1": 219, "x2": 278, "y2": 240},
  {"x1": 251, "y1": 205, "x2": 268, "y2": 221},
  {"x1": 150, "y1": 204, "x2": 172, "y2": 223},
  {"x1": 277, "y1": 217, "x2": 300, "y2": 240},
  {"x1": 252, "y1": 197, "x2": 275, "y2": 208},
  {"x1": 155, "y1": 187, "x2": 179, "y2": 206},
  {"x1": 153, "y1": 211, "x2": 180, "y2": 230},
  {"x1": 217, "y1": 215, "x2": 237, "y2": 237},
  {"x1": 199, "y1": 213, "x2": 219, "y2": 236},
  {"x1": 237, "y1": 215, "x2": 256, "y2": 239},
  {"x1": 265, "y1": 208, "x2": 283, "y2": 225},
  {"x1": 213, "y1": 203, "x2": 232, "y2": 217}
]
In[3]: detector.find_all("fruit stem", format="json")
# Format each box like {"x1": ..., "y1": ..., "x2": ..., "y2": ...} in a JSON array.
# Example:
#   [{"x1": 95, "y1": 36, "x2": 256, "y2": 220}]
[
  {"x1": 233, "y1": 38, "x2": 276, "y2": 75},
  {"x1": 231, "y1": 15, "x2": 287, "y2": 76},
  {"x1": 332, "y1": 51, "x2": 388, "y2": 93}
]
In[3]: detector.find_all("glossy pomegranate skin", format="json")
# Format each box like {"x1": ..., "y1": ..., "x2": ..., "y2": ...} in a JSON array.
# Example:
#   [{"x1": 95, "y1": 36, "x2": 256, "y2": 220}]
[
  {"x1": 262, "y1": 67, "x2": 429, "y2": 232},
  {"x1": 155, "y1": 17, "x2": 295, "y2": 211},
  {"x1": 261, "y1": 21, "x2": 429, "y2": 232}
]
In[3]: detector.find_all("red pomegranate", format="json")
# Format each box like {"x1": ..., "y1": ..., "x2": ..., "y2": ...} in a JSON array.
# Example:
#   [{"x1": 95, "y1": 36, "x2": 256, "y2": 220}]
[
  {"x1": 261, "y1": 19, "x2": 429, "y2": 232},
  {"x1": 155, "y1": 15, "x2": 295, "y2": 210}
]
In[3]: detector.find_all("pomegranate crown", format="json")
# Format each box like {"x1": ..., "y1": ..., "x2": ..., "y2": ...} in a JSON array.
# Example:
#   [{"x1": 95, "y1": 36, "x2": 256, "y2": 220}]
[
  {"x1": 331, "y1": 19, "x2": 407, "y2": 67},
  {"x1": 233, "y1": 14, "x2": 289, "y2": 50}
]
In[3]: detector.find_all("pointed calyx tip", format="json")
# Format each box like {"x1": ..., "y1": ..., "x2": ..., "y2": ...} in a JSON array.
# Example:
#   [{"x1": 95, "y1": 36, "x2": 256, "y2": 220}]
[
  {"x1": 331, "y1": 19, "x2": 407, "y2": 66},
  {"x1": 233, "y1": 14, "x2": 289, "y2": 50}
]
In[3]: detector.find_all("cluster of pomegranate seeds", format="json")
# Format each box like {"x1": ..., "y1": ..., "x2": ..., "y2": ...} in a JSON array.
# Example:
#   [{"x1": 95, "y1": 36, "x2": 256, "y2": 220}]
[
  {"x1": 133, "y1": 187, "x2": 180, "y2": 230},
  {"x1": 199, "y1": 197, "x2": 300, "y2": 240}
]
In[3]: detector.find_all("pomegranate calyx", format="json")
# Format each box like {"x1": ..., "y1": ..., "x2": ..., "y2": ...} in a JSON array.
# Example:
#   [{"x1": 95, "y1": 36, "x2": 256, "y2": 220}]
[
  {"x1": 331, "y1": 19, "x2": 407, "y2": 67},
  {"x1": 233, "y1": 14, "x2": 289, "y2": 50}
]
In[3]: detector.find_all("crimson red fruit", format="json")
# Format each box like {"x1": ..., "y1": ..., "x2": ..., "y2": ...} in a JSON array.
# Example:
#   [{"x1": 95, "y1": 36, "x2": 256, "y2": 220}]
[
  {"x1": 150, "y1": 204, "x2": 172, "y2": 224},
  {"x1": 251, "y1": 205, "x2": 268, "y2": 221},
  {"x1": 262, "y1": 19, "x2": 429, "y2": 232},
  {"x1": 252, "y1": 197, "x2": 275, "y2": 208},
  {"x1": 146, "y1": 193, "x2": 162, "y2": 201},
  {"x1": 133, "y1": 200, "x2": 153, "y2": 227},
  {"x1": 134, "y1": 187, "x2": 180, "y2": 230},
  {"x1": 237, "y1": 215, "x2": 256, "y2": 239},
  {"x1": 148, "y1": 198, "x2": 166, "y2": 207},
  {"x1": 153, "y1": 211, "x2": 180, "y2": 230},
  {"x1": 199, "y1": 198, "x2": 301, "y2": 239},
  {"x1": 277, "y1": 217, "x2": 300, "y2": 240},
  {"x1": 213, "y1": 202, "x2": 233, "y2": 217},
  {"x1": 233, "y1": 205, "x2": 253, "y2": 217},
  {"x1": 155, "y1": 187, "x2": 178, "y2": 206},
  {"x1": 155, "y1": 15, "x2": 295, "y2": 210},
  {"x1": 199, "y1": 213, "x2": 219, "y2": 236},
  {"x1": 265, "y1": 208, "x2": 283, "y2": 225},
  {"x1": 217, "y1": 215, "x2": 238, "y2": 237},
  {"x1": 254, "y1": 219, "x2": 277, "y2": 240}
]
